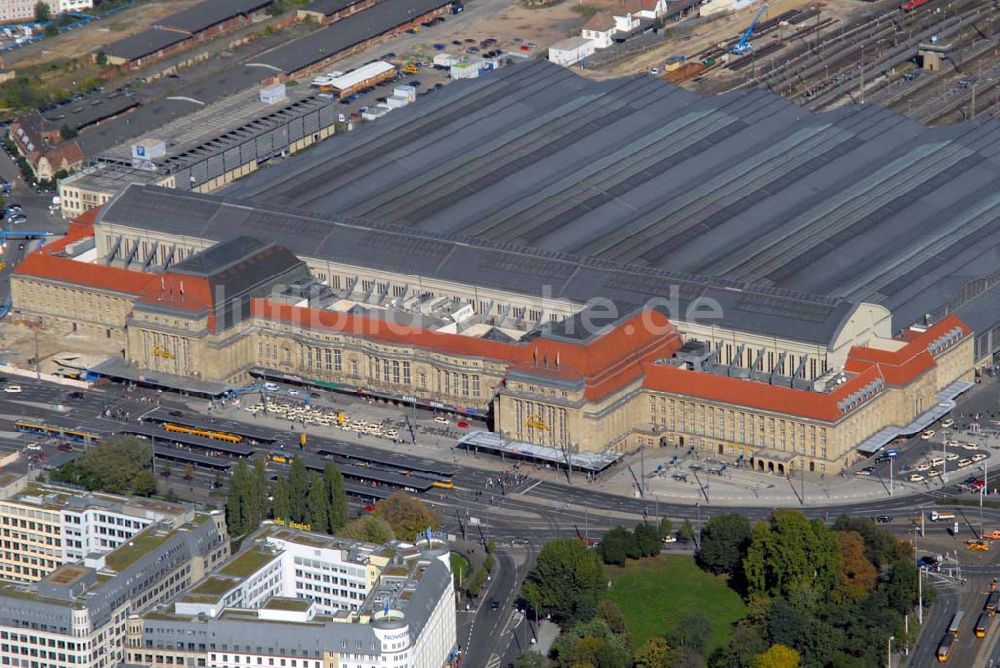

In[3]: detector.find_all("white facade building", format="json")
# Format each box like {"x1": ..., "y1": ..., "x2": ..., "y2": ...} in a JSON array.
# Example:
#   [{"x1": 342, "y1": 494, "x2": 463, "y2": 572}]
[
  {"x1": 0, "y1": 0, "x2": 93, "y2": 23},
  {"x1": 130, "y1": 524, "x2": 457, "y2": 668},
  {"x1": 548, "y1": 36, "x2": 598, "y2": 67}
]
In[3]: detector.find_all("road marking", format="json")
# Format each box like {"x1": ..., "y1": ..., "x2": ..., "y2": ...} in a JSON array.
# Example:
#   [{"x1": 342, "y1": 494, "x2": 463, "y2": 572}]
[
  {"x1": 485, "y1": 655, "x2": 501, "y2": 668},
  {"x1": 519, "y1": 480, "x2": 543, "y2": 496}
]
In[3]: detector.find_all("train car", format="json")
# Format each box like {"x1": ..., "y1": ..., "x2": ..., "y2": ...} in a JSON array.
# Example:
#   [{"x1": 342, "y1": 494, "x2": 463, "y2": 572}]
[
  {"x1": 975, "y1": 613, "x2": 991, "y2": 638},
  {"x1": 269, "y1": 450, "x2": 291, "y2": 464},
  {"x1": 901, "y1": 0, "x2": 930, "y2": 11},
  {"x1": 163, "y1": 423, "x2": 243, "y2": 444},
  {"x1": 15, "y1": 420, "x2": 101, "y2": 443},
  {"x1": 948, "y1": 611, "x2": 965, "y2": 636},
  {"x1": 986, "y1": 591, "x2": 1000, "y2": 613},
  {"x1": 937, "y1": 633, "x2": 955, "y2": 662}
]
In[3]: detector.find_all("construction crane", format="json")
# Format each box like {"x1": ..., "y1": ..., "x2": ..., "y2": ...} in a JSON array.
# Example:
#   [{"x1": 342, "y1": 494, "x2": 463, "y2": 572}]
[{"x1": 730, "y1": 4, "x2": 769, "y2": 56}]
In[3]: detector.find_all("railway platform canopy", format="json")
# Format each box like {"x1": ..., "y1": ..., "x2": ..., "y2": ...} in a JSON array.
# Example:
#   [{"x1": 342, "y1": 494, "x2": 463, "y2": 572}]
[
  {"x1": 90, "y1": 357, "x2": 231, "y2": 398},
  {"x1": 457, "y1": 431, "x2": 621, "y2": 474}
]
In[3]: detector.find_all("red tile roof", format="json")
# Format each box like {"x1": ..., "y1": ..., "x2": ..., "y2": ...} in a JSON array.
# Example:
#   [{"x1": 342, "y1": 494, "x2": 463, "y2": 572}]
[
  {"x1": 14, "y1": 220, "x2": 971, "y2": 422},
  {"x1": 251, "y1": 300, "x2": 683, "y2": 401},
  {"x1": 15, "y1": 225, "x2": 212, "y2": 315}
]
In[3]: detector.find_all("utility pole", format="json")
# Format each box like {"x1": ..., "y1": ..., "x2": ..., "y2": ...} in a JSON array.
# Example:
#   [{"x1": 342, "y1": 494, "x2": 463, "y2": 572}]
[
  {"x1": 640, "y1": 446, "x2": 646, "y2": 496},
  {"x1": 943, "y1": 432, "x2": 948, "y2": 483},
  {"x1": 33, "y1": 330, "x2": 39, "y2": 380},
  {"x1": 972, "y1": 83, "x2": 977, "y2": 118},
  {"x1": 918, "y1": 567, "x2": 923, "y2": 625},
  {"x1": 890, "y1": 456, "x2": 894, "y2": 498},
  {"x1": 860, "y1": 44, "x2": 865, "y2": 104}
]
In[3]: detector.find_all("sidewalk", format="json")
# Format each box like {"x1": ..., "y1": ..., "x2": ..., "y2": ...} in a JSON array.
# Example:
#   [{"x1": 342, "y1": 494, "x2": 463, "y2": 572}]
[{"x1": 194, "y1": 391, "x2": 996, "y2": 508}]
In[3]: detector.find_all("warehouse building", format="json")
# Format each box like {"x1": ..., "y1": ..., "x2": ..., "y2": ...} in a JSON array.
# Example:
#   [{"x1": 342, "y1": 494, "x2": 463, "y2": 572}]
[
  {"x1": 14, "y1": 62, "x2": 989, "y2": 470},
  {"x1": 102, "y1": 0, "x2": 273, "y2": 67},
  {"x1": 59, "y1": 88, "x2": 336, "y2": 219}
]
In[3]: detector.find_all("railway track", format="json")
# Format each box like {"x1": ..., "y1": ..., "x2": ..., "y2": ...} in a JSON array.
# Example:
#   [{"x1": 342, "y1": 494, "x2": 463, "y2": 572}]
[
  {"x1": 754, "y1": 0, "x2": 988, "y2": 97},
  {"x1": 803, "y1": 1, "x2": 996, "y2": 109}
]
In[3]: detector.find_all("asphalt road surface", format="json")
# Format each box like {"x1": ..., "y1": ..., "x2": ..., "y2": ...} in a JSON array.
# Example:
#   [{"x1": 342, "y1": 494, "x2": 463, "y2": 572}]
[{"x1": 6, "y1": 376, "x2": 1000, "y2": 665}]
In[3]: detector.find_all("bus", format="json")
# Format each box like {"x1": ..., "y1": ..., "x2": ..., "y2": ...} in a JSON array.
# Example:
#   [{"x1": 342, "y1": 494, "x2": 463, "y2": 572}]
[
  {"x1": 937, "y1": 633, "x2": 955, "y2": 662},
  {"x1": 948, "y1": 611, "x2": 965, "y2": 636},
  {"x1": 985, "y1": 591, "x2": 999, "y2": 613},
  {"x1": 976, "y1": 613, "x2": 991, "y2": 638}
]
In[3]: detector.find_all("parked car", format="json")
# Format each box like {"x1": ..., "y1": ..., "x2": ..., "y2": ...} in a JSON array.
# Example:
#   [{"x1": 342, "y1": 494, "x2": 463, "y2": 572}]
[{"x1": 4, "y1": 385, "x2": 22, "y2": 393}]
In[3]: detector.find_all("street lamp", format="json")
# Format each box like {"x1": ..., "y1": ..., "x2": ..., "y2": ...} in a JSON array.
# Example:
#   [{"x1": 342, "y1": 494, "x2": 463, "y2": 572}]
[{"x1": 888, "y1": 635, "x2": 894, "y2": 668}]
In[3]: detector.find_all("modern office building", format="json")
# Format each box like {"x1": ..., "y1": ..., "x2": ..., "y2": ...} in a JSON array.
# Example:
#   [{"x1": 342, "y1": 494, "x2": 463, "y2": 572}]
[
  {"x1": 0, "y1": 511, "x2": 229, "y2": 668},
  {"x1": 124, "y1": 523, "x2": 457, "y2": 668},
  {"x1": 0, "y1": 476, "x2": 195, "y2": 582}
]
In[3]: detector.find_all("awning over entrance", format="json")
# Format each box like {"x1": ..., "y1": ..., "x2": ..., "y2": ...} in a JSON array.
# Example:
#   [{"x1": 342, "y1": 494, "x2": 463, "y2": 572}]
[
  {"x1": 89, "y1": 357, "x2": 231, "y2": 397},
  {"x1": 456, "y1": 431, "x2": 621, "y2": 473},
  {"x1": 856, "y1": 379, "x2": 974, "y2": 455}
]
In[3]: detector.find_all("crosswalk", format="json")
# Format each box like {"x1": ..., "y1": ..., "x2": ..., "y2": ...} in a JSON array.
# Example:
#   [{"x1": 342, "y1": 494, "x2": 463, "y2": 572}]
[{"x1": 485, "y1": 654, "x2": 501, "y2": 668}]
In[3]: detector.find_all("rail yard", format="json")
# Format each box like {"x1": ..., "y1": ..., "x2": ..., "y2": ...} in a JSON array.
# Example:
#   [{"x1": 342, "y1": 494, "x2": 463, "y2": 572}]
[{"x1": 668, "y1": 0, "x2": 1000, "y2": 125}]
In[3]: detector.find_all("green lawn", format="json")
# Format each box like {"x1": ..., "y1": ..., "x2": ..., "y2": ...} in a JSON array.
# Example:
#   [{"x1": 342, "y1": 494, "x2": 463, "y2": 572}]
[
  {"x1": 450, "y1": 552, "x2": 471, "y2": 586},
  {"x1": 605, "y1": 555, "x2": 746, "y2": 652}
]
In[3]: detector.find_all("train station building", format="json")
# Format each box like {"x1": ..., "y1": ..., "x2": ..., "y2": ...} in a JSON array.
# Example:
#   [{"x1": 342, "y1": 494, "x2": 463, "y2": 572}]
[{"x1": 13, "y1": 61, "x2": 995, "y2": 472}]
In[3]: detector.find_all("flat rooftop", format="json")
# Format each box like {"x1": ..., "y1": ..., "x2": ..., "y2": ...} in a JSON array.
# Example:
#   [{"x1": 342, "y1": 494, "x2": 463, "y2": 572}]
[
  {"x1": 222, "y1": 59, "x2": 1000, "y2": 334},
  {"x1": 256, "y1": 0, "x2": 450, "y2": 73}
]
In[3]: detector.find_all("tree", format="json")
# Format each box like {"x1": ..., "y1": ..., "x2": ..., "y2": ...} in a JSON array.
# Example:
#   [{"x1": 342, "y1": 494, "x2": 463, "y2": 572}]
[
  {"x1": 226, "y1": 461, "x2": 249, "y2": 536},
  {"x1": 832, "y1": 516, "x2": 897, "y2": 568},
  {"x1": 753, "y1": 644, "x2": 800, "y2": 668},
  {"x1": 34, "y1": 1, "x2": 50, "y2": 22},
  {"x1": 699, "y1": 513, "x2": 752, "y2": 575},
  {"x1": 679, "y1": 519, "x2": 696, "y2": 543},
  {"x1": 666, "y1": 611, "x2": 712, "y2": 655},
  {"x1": 95, "y1": 51, "x2": 107, "y2": 66},
  {"x1": 305, "y1": 472, "x2": 328, "y2": 531},
  {"x1": 550, "y1": 619, "x2": 631, "y2": 668},
  {"x1": 634, "y1": 522, "x2": 662, "y2": 557},
  {"x1": 165, "y1": 487, "x2": 179, "y2": 503},
  {"x1": 59, "y1": 125, "x2": 77, "y2": 141},
  {"x1": 513, "y1": 651, "x2": 546, "y2": 668},
  {"x1": 598, "y1": 526, "x2": 632, "y2": 565},
  {"x1": 596, "y1": 599, "x2": 627, "y2": 635},
  {"x1": 709, "y1": 618, "x2": 769, "y2": 668},
  {"x1": 521, "y1": 538, "x2": 605, "y2": 625},
  {"x1": 43, "y1": 23, "x2": 58, "y2": 37},
  {"x1": 183, "y1": 463, "x2": 195, "y2": 481},
  {"x1": 271, "y1": 477, "x2": 291, "y2": 522},
  {"x1": 658, "y1": 517, "x2": 673, "y2": 540},
  {"x1": 375, "y1": 491, "x2": 439, "y2": 541},
  {"x1": 52, "y1": 436, "x2": 155, "y2": 496},
  {"x1": 835, "y1": 531, "x2": 877, "y2": 603},
  {"x1": 339, "y1": 514, "x2": 395, "y2": 543},
  {"x1": 743, "y1": 510, "x2": 841, "y2": 602},
  {"x1": 634, "y1": 637, "x2": 672, "y2": 667},
  {"x1": 287, "y1": 457, "x2": 310, "y2": 523},
  {"x1": 131, "y1": 469, "x2": 157, "y2": 496},
  {"x1": 323, "y1": 463, "x2": 348, "y2": 533}
]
